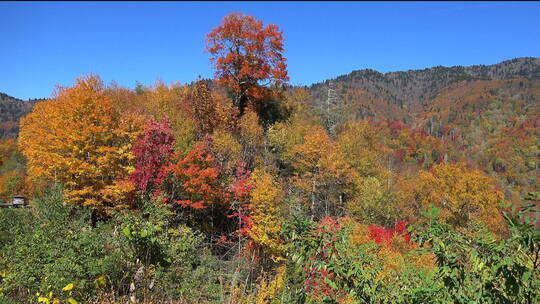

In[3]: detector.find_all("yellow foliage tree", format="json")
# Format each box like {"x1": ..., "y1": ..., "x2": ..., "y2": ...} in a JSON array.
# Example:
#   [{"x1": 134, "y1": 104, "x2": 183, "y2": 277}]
[
  {"x1": 141, "y1": 80, "x2": 196, "y2": 154},
  {"x1": 337, "y1": 121, "x2": 391, "y2": 177},
  {"x1": 247, "y1": 168, "x2": 285, "y2": 262},
  {"x1": 238, "y1": 109, "x2": 265, "y2": 166},
  {"x1": 412, "y1": 162, "x2": 505, "y2": 233},
  {"x1": 19, "y1": 75, "x2": 144, "y2": 217},
  {"x1": 346, "y1": 175, "x2": 403, "y2": 226},
  {"x1": 288, "y1": 127, "x2": 356, "y2": 219},
  {"x1": 209, "y1": 128, "x2": 242, "y2": 171},
  {"x1": 267, "y1": 112, "x2": 323, "y2": 164}
]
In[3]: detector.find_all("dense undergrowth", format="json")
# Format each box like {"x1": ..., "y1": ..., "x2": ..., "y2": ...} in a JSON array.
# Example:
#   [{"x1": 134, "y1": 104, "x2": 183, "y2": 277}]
[{"x1": 1, "y1": 189, "x2": 539, "y2": 303}]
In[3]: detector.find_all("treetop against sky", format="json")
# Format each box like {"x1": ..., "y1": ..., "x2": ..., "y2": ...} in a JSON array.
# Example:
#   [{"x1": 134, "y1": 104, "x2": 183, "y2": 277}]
[{"x1": 1, "y1": 1, "x2": 539, "y2": 99}]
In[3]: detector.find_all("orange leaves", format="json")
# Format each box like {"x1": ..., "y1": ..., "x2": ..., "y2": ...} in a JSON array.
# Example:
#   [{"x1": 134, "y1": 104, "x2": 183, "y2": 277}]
[
  {"x1": 18, "y1": 75, "x2": 144, "y2": 216},
  {"x1": 164, "y1": 142, "x2": 225, "y2": 209},
  {"x1": 206, "y1": 12, "x2": 288, "y2": 114}
]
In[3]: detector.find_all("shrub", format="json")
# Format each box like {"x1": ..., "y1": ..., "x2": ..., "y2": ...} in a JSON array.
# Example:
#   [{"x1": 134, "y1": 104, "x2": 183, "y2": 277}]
[{"x1": 0, "y1": 185, "x2": 123, "y2": 303}]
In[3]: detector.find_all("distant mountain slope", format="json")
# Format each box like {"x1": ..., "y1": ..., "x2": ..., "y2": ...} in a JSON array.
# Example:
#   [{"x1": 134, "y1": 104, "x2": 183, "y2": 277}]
[
  {"x1": 0, "y1": 93, "x2": 42, "y2": 138},
  {"x1": 305, "y1": 57, "x2": 540, "y2": 201},
  {"x1": 308, "y1": 57, "x2": 540, "y2": 122}
]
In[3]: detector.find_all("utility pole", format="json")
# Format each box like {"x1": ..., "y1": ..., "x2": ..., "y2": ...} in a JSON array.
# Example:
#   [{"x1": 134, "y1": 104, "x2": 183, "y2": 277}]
[{"x1": 324, "y1": 80, "x2": 341, "y2": 136}]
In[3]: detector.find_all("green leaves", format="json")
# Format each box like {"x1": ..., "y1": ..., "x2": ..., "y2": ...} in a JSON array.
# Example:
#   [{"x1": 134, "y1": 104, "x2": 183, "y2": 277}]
[{"x1": 413, "y1": 198, "x2": 540, "y2": 303}]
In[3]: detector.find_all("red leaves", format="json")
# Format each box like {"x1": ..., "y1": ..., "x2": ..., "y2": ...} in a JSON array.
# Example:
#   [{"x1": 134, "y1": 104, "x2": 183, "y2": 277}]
[
  {"x1": 130, "y1": 117, "x2": 175, "y2": 194},
  {"x1": 229, "y1": 162, "x2": 255, "y2": 202},
  {"x1": 316, "y1": 217, "x2": 342, "y2": 234},
  {"x1": 368, "y1": 221, "x2": 411, "y2": 245},
  {"x1": 228, "y1": 162, "x2": 256, "y2": 237}
]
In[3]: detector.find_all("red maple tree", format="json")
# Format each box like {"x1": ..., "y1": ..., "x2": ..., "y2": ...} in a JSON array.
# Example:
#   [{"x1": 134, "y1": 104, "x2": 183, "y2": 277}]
[{"x1": 206, "y1": 12, "x2": 289, "y2": 115}]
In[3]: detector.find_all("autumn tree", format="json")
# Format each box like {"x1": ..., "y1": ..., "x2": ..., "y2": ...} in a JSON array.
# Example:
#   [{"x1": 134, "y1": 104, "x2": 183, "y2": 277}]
[
  {"x1": 238, "y1": 109, "x2": 265, "y2": 167},
  {"x1": 113, "y1": 80, "x2": 196, "y2": 154},
  {"x1": 411, "y1": 162, "x2": 506, "y2": 233},
  {"x1": 206, "y1": 12, "x2": 289, "y2": 116},
  {"x1": 189, "y1": 80, "x2": 219, "y2": 137},
  {"x1": 18, "y1": 75, "x2": 144, "y2": 218},
  {"x1": 268, "y1": 111, "x2": 324, "y2": 166},
  {"x1": 337, "y1": 121, "x2": 392, "y2": 177},
  {"x1": 288, "y1": 127, "x2": 355, "y2": 219},
  {"x1": 245, "y1": 168, "x2": 285, "y2": 262},
  {"x1": 162, "y1": 142, "x2": 225, "y2": 210},
  {"x1": 129, "y1": 117, "x2": 175, "y2": 197}
]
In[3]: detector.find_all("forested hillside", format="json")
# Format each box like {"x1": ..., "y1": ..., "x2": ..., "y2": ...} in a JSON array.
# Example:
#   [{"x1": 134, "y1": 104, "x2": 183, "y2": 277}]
[
  {"x1": 309, "y1": 57, "x2": 540, "y2": 120},
  {"x1": 307, "y1": 59, "x2": 540, "y2": 203},
  {"x1": 0, "y1": 12, "x2": 539, "y2": 304},
  {"x1": 0, "y1": 93, "x2": 40, "y2": 138}
]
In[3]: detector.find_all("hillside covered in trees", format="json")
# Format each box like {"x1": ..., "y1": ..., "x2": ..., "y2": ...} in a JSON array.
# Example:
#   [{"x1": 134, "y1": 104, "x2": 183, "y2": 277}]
[
  {"x1": 0, "y1": 93, "x2": 40, "y2": 139},
  {"x1": 0, "y1": 12, "x2": 539, "y2": 304}
]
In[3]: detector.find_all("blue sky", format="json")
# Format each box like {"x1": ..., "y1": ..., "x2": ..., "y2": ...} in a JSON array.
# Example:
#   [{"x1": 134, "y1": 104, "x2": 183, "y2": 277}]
[{"x1": 1, "y1": 1, "x2": 539, "y2": 99}]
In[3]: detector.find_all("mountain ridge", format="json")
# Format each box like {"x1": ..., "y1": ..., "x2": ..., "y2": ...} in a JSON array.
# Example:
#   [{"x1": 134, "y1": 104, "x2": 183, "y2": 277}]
[{"x1": 307, "y1": 57, "x2": 540, "y2": 122}]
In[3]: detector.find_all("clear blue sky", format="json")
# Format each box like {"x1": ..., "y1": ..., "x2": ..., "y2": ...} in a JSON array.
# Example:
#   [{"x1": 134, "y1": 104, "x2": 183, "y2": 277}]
[{"x1": 2, "y1": 1, "x2": 539, "y2": 99}]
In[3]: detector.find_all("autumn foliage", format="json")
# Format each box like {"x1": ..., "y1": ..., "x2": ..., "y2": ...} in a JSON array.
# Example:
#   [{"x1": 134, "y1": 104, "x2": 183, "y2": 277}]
[
  {"x1": 4, "y1": 12, "x2": 539, "y2": 304},
  {"x1": 129, "y1": 117, "x2": 175, "y2": 196},
  {"x1": 18, "y1": 75, "x2": 143, "y2": 217},
  {"x1": 206, "y1": 12, "x2": 289, "y2": 115},
  {"x1": 164, "y1": 142, "x2": 225, "y2": 209}
]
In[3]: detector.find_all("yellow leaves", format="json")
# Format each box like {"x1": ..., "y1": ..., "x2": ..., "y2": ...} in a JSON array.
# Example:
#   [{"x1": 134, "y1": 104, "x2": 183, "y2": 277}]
[
  {"x1": 210, "y1": 129, "x2": 242, "y2": 169},
  {"x1": 237, "y1": 108, "x2": 266, "y2": 166},
  {"x1": 267, "y1": 112, "x2": 323, "y2": 163},
  {"x1": 94, "y1": 275, "x2": 108, "y2": 289},
  {"x1": 346, "y1": 176, "x2": 401, "y2": 226},
  {"x1": 67, "y1": 298, "x2": 79, "y2": 304},
  {"x1": 248, "y1": 168, "x2": 286, "y2": 261},
  {"x1": 19, "y1": 75, "x2": 143, "y2": 216},
  {"x1": 37, "y1": 296, "x2": 51, "y2": 303},
  {"x1": 290, "y1": 126, "x2": 349, "y2": 181},
  {"x1": 239, "y1": 109, "x2": 265, "y2": 147},
  {"x1": 413, "y1": 162, "x2": 505, "y2": 234},
  {"x1": 287, "y1": 126, "x2": 356, "y2": 214},
  {"x1": 35, "y1": 283, "x2": 78, "y2": 304},
  {"x1": 337, "y1": 121, "x2": 391, "y2": 177},
  {"x1": 254, "y1": 265, "x2": 286, "y2": 304}
]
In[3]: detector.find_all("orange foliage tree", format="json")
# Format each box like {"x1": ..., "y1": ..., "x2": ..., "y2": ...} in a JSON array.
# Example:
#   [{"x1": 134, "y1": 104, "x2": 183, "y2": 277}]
[
  {"x1": 163, "y1": 142, "x2": 225, "y2": 210},
  {"x1": 18, "y1": 75, "x2": 144, "y2": 218},
  {"x1": 206, "y1": 12, "x2": 289, "y2": 115}
]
